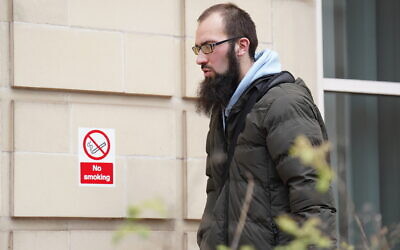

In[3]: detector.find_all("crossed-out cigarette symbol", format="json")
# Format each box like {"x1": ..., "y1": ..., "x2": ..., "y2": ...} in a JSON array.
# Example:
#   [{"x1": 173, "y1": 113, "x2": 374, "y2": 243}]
[
  {"x1": 87, "y1": 140, "x2": 107, "y2": 154},
  {"x1": 83, "y1": 129, "x2": 111, "y2": 160}
]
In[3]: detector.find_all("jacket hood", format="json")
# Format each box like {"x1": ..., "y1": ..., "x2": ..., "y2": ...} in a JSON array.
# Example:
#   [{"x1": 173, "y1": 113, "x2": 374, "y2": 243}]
[{"x1": 224, "y1": 49, "x2": 281, "y2": 117}]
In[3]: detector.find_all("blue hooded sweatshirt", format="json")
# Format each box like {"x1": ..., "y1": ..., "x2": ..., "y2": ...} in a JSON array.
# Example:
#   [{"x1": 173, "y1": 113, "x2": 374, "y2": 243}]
[{"x1": 223, "y1": 49, "x2": 281, "y2": 126}]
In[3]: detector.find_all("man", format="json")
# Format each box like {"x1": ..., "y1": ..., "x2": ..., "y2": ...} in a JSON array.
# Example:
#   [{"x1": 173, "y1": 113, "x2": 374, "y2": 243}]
[{"x1": 193, "y1": 3, "x2": 336, "y2": 250}]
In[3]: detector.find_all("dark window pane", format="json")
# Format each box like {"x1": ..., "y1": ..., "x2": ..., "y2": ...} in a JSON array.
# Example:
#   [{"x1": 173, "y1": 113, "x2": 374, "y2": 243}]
[
  {"x1": 324, "y1": 92, "x2": 400, "y2": 249},
  {"x1": 323, "y1": 0, "x2": 400, "y2": 82}
]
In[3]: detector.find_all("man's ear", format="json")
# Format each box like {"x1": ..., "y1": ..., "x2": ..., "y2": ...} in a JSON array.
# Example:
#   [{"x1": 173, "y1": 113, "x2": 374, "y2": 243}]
[{"x1": 236, "y1": 37, "x2": 250, "y2": 56}]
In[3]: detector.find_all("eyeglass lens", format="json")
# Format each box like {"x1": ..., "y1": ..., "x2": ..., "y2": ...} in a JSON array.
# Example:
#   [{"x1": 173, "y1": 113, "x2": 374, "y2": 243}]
[{"x1": 193, "y1": 44, "x2": 213, "y2": 55}]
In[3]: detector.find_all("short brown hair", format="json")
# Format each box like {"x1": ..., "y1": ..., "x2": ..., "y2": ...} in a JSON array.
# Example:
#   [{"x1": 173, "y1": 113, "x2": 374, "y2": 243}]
[{"x1": 198, "y1": 3, "x2": 258, "y2": 60}]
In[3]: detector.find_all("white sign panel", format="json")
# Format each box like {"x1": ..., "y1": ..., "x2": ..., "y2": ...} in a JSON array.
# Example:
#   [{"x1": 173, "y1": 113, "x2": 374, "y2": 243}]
[{"x1": 78, "y1": 128, "x2": 115, "y2": 187}]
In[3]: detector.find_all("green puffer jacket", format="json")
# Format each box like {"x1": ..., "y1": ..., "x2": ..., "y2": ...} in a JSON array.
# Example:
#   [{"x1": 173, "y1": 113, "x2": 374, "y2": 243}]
[{"x1": 197, "y1": 77, "x2": 337, "y2": 250}]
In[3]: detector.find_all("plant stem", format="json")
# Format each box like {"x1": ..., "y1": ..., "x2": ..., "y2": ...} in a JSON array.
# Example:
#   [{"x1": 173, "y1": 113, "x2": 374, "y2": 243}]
[{"x1": 230, "y1": 172, "x2": 255, "y2": 250}]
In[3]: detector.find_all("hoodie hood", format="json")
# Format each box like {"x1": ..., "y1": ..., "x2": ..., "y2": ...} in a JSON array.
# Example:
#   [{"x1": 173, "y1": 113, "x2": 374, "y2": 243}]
[{"x1": 224, "y1": 49, "x2": 281, "y2": 117}]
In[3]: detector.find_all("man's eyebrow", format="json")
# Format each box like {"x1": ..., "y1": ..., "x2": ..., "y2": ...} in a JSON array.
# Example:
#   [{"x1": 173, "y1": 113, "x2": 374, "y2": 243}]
[{"x1": 195, "y1": 40, "x2": 216, "y2": 47}]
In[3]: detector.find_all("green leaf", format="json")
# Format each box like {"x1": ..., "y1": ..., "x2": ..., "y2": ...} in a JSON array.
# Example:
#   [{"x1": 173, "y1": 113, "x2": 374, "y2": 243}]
[
  {"x1": 127, "y1": 206, "x2": 141, "y2": 218},
  {"x1": 276, "y1": 215, "x2": 299, "y2": 234},
  {"x1": 216, "y1": 245, "x2": 231, "y2": 250},
  {"x1": 240, "y1": 245, "x2": 255, "y2": 250},
  {"x1": 141, "y1": 198, "x2": 167, "y2": 217}
]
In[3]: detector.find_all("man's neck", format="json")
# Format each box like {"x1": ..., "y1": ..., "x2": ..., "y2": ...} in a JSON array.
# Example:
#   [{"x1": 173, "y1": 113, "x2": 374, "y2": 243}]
[{"x1": 239, "y1": 57, "x2": 255, "y2": 81}]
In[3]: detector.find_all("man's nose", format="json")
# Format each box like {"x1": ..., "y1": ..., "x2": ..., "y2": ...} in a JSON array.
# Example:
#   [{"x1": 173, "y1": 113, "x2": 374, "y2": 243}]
[{"x1": 196, "y1": 52, "x2": 208, "y2": 65}]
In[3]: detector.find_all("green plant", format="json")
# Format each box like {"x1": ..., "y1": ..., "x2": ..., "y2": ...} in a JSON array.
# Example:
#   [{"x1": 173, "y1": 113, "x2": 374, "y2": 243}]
[
  {"x1": 275, "y1": 135, "x2": 334, "y2": 249},
  {"x1": 112, "y1": 198, "x2": 166, "y2": 244},
  {"x1": 289, "y1": 135, "x2": 334, "y2": 193},
  {"x1": 217, "y1": 245, "x2": 255, "y2": 250},
  {"x1": 274, "y1": 215, "x2": 332, "y2": 250}
]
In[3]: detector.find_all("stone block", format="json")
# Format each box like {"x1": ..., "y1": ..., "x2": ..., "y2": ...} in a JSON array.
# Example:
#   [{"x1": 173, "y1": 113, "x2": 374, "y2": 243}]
[
  {"x1": 184, "y1": 38, "x2": 203, "y2": 98},
  {"x1": 13, "y1": 153, "x2": 125, "y2": 217},
  {"x1": 13, "y1": 23, "x2": 124, "y2": 92},
  {"x1": 272, "y1": 0, "x2": 317, "y2": 97},
  {"x1": 0, "y1": 22, "x2": 9, "y2": 87},
  {"x1": 185, "y1": 232, "x2": 198, "y2": 250},
  {"x1": 185, "y1": 111, "x2": 209, "y2": 158},
  {"x1": 70, "y1": 230, "x2": 176, "y2": 250},
  {"x1": 0, "y1": 232, "x2": 9, "y2": 250},
  {"x1": 0, "y1": 0, "x2": 10, "y2": 21},
  {"x1": 185, "y1": 159, "x2": 207, "y2": 219},
  {"x1": 13, "y1": 231, "x2": 69, "y2": 250},
  {"x1": 69, "y1": 0, "x2": 182, "y2": 36},
  {"x1": 14, "y1": 101, "x2": 69, "y2": 153},
  {"x1": 0, "y1": 153, "x2": 10, "y2": 216},
  {"x1": 71, "y1": 104, "x2": 176, "y2": 157},
  {"x1": 125, "y1": 34, "x2": 181, "y2": 96},
  {"x1": 126, "y1": 158, "x2": 177, "y2": 218},
  {"x1": 13, "y1": 0, "x2": 68, "y2": 25}
]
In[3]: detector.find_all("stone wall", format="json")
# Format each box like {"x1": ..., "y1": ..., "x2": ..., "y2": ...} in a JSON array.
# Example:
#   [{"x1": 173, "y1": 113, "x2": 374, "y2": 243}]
[{"x1": 0, "y1": 0, "x2": 318, "y2": 249}]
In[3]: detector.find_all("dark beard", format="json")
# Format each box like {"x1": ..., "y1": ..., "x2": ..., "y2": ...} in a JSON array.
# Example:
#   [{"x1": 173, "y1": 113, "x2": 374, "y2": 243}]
[{"x1": 196, "y1": 45, "x2": 240, "y2": 116}]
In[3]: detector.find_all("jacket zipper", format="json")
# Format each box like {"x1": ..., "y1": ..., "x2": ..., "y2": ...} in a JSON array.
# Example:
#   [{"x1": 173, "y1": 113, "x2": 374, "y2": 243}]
[
  {"x1": 271, "y1": 221, "x2": 278, "y2": 246},
  {"x1": 223, "y1": 138, "x2": 230, "y2": 245}
]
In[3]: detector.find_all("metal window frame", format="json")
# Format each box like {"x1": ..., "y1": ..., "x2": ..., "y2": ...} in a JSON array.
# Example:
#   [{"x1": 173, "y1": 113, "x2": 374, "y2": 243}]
[
  {"x1": 316, "y1": 0, "x2": 400, "y2": 245},
  {"x1": 315, "y1": 0, "x2": 400, "y2": 115}
]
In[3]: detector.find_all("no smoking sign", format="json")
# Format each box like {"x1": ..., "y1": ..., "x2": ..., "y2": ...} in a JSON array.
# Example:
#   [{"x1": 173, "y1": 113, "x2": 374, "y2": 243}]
[
  {"x1": 83, "y1": 130, "x2": 110, "y2": 160},
  {"x1": 79, "y1": 128, "x2": 115, "y2": 186}
]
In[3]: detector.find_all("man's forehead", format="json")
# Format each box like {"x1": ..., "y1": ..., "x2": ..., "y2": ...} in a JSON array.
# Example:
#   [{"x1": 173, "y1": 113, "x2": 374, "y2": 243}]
[{"x1": 195, "y1": 12, "x2": 226, "y2": 44}]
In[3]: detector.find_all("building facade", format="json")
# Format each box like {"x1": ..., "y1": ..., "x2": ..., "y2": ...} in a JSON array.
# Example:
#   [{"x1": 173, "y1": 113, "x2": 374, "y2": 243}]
[{"x1": 2, "y1": 0, "x2": 398, "y2": 249}]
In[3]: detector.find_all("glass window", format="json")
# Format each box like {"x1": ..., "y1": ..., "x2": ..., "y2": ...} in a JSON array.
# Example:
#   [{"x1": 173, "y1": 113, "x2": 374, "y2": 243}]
[
  {"x1": 323, "y1": 0, "x2": 400, "y2": 82},
  {"x1": 325, "y1": 92, "x2": 400, "y2": 249}
]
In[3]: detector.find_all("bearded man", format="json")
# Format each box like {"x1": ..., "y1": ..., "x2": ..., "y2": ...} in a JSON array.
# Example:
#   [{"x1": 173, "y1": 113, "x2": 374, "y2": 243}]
[{"x1": 192, "y1": 3, "x2": 337, "y2": 250}]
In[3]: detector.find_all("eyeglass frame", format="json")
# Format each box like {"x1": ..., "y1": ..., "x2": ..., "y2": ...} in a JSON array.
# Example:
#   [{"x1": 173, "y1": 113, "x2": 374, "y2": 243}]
[{"x1": 192, "y1": 37, "x2": 242, "y2": 55}]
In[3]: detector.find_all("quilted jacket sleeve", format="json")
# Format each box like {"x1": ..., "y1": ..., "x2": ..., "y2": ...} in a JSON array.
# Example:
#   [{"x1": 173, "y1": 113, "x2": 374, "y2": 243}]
[
  {"x1": 197, "y1": 166, "x2": 217, "y2": 247},
  {"x1": 197, "y1": 130, "x2": 218, "y2": 248},
  {"x1": 263, "y1": 86, "x2": 337, "y2": 242}
]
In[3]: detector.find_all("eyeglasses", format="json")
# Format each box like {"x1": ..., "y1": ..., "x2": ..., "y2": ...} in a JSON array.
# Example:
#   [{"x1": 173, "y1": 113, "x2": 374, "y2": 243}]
[{"x1": 192, "y1": 37, "x2": 240, "y2": 55}]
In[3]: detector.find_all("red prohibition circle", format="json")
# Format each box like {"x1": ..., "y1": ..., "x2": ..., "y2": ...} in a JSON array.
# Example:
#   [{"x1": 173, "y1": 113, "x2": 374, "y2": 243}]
[{"x1": 83, "y1": 130, "x2": 111, "y2": 160}]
